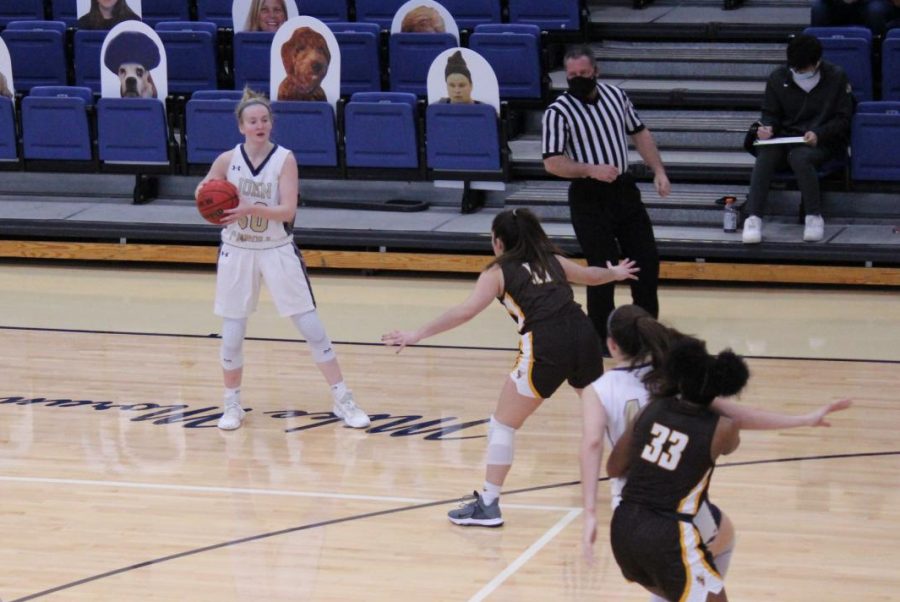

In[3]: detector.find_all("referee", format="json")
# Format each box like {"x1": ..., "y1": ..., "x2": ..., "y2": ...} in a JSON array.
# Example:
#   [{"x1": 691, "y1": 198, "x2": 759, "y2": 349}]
[{"x1": 542, "y1": 46, "x2": 670, "y2": 348}]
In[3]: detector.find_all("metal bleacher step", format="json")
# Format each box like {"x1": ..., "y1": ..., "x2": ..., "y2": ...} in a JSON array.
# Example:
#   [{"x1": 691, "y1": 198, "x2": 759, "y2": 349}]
[
  {"x1": 589, "y1": 0, "x2": 810, "y2": 42},
  {"x1": 508, "y1": 101, "x2": 792, "y2": 181},
  {"x1": 548, "y1": 40, "x2": 784, "y2": 108}
]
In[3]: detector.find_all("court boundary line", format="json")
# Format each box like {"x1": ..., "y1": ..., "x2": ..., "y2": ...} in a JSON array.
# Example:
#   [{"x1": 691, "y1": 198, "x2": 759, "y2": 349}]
[
  {"x1": 467, "y1": 509, "x2": 582, "y2": 602},
  {"x1": 7, "y1": 450, "x2": 899, "y2": 602},
  {"x1": 1, "y1": 324, "x2": 898, "y2": 364}
]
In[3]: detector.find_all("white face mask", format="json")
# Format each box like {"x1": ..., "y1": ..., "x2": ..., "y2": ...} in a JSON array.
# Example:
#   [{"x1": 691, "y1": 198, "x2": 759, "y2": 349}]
[
  {"x1": 791, "y1": 65, "x2": 821, "y2": 92},
  {"x1": 791, "y1": 67, "x2": 818, "y2": 81}
]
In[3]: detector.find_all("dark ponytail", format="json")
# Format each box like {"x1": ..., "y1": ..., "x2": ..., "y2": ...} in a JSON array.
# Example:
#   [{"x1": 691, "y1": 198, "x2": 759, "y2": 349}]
[
  {"x1": 662, "y1": 337, "x2": 749, "y2": 406},
  {"x1": 606, "y1": 305, "x2": 684, "y2": 395},
  {"x1": 489, "y1": 209, "x2": 565, "y2": 283}
]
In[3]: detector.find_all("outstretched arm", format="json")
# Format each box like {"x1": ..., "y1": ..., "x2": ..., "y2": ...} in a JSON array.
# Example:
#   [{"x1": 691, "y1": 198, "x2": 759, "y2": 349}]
[
  {"x1": 381, "y1": 267, "x2": 503, "y2": 353},
  {"x1": 579, "y1": 386, "x2": 608, "y2": 561},
  {"x1": 711, "y1": 397, "x2": 852, "y2": 430},
  {"x1": 558, "y1": 255, "x2": 639, "y2": 286}
]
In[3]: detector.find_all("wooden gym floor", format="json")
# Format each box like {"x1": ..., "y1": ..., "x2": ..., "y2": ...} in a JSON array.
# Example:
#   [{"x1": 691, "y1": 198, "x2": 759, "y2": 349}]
[{"x1": 0, "y1": 263, "x2": 898, "y2": 601}]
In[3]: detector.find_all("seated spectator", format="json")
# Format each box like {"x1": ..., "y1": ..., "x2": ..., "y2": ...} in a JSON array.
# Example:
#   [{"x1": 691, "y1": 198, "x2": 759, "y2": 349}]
[
  {"x1": 77, "y1": 0, "x2": 141, "y2": 30},
  {"x1": 810, "y1": 0, "x2": 900, "y2": 36},
  {"x1": 742, "y1": 34, "x2": 853, "y2": 244},
  {"x1": 245, "y1": 0, "x2": 288, "y2": 33}
]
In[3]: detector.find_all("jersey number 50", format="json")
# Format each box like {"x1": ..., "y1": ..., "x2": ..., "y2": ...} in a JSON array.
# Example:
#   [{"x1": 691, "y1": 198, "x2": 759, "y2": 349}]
[{"x1": 640, "y1": 422, "x2": 689, "y2": 471}]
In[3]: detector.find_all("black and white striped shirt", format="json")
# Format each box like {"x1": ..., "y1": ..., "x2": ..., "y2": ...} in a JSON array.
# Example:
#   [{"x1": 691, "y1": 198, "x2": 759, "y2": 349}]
[{"x1": 542, "y1": 84, "x2": 645, "y2": 173}]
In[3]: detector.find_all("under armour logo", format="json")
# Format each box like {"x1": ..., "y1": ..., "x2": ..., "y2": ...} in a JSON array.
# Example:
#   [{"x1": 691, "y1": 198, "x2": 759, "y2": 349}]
[
  {"x1": 697, "y1": 575, "x2": 706, "y2": 587},
  {"x1": 231, "y1": 165, "x2": 241, "y2": 171}
]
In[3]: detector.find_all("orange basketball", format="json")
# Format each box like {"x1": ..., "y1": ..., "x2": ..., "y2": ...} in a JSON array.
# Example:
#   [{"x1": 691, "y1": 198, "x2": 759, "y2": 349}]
[{"x1": 196, "y1": 180, "x2": 239, "y2": 225}]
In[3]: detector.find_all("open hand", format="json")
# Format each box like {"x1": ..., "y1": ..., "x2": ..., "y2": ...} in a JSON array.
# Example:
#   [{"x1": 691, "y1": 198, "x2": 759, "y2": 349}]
[
  {"x1": 607, "y1": 258, "x2": 640, "y2": 281},
  {"x1": 805, "y1": 398, "x2": 852, "y2": 427},
  {"x1": 381, "y1": 330, "x2": 420, "y2": 354}
]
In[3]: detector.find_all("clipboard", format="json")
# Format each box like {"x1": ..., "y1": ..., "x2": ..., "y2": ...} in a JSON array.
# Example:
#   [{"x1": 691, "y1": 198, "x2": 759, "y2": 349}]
[{"x1": 753, "y1": 136, "x2": 806, "y2": 147}]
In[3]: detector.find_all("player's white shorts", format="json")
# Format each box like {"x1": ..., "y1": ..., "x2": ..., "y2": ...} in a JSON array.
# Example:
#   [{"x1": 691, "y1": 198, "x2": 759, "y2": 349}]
[{"x1": 214, "y1": 242, "x2": 315, "y2": 319}]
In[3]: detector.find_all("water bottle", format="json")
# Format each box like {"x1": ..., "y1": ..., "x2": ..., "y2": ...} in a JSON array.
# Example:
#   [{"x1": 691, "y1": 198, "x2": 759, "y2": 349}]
[{"x1": 723, "y1": 196, "x2": 737, "y2": 233}]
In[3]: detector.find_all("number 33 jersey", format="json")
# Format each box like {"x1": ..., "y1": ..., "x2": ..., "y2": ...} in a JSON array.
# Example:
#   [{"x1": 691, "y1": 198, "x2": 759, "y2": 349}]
[
  {"x1": 223, "y1": 143, "x2": 293, "y2": 248},
  {"x1": 620, "y1": 397, "x2": 720, "y2": 518}
]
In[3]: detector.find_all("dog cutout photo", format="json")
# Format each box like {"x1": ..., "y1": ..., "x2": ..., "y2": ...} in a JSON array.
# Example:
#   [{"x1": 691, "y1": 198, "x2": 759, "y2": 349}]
[
  {"x1": 100, "y1": 22, "x2": 168, "y2": 102},
  {"x1": 270, "y1": 17, "x2": 340, "y2": 104},
  {"x1": 391, "y1": 0, "x2": 459, "y2": 42}
]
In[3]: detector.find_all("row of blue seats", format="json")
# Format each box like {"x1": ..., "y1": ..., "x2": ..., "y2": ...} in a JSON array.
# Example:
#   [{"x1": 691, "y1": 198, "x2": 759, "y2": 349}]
[
  {"x1": 1, "y1": 21, "x2": 545, "y2": 99},
  {"x1": 3, "y1": 87, "x2": 899, "y2": 183},
  {"x1": 0, "y1": 88, "x2": 508, "y2": 180},
  {"x1": 806, "y1": 26, "x2": 900, "y2": 101},
  {"x1": 0, "y1": 0, "x2": 581, "y2": 31}
]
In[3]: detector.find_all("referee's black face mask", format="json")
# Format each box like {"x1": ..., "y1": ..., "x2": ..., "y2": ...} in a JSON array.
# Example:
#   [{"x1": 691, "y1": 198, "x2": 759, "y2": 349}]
[{"x1": 567, "y1": 75, "x2": 597, "y2": 101}]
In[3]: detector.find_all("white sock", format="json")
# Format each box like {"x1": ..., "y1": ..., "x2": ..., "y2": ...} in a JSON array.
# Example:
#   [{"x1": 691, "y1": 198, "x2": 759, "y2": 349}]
[
  {"x1": 224, "y1": 387, "x2": 241, "y2": 405},
  {"x1": 330, "y1": 381, "x2": 348, "y2": 403},
  {"x1": 482, "y1": 481, "x2": 501, "y2": 505}
]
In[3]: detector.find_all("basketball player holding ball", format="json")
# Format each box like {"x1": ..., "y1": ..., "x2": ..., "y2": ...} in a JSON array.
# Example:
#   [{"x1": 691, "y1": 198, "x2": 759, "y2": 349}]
[{"x1": 195, "y1": 87, "x2": 371, "y2": 431}]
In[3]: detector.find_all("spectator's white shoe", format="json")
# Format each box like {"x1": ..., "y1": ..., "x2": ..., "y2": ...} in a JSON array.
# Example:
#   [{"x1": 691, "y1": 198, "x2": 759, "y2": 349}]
[
  {"x1": 217, "y1": 401, "x2": 245, "y2": 430},
  {"x1": 803, "y1": 214, "x2": 825, "y2": 242},
  {"x1": 333, "y1": 391, "x2": 371, "y2": 428},
  {"x1": 742, "y1": 215, "x2": 762, "y2": 244}
]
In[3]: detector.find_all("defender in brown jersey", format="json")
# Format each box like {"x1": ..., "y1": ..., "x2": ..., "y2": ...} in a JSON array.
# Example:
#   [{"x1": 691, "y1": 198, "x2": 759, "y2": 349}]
[
  {"x1": 607, "y1": 337, "x2": 748, "y2": 602},
  {"x1": 382, "y1": 208, "x2": 639, "y2": 526}
]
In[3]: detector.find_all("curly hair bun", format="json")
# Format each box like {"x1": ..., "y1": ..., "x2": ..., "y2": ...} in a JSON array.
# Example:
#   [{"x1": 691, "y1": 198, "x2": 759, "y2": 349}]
[{"x1": 710, "y1": 349, "x2": 749, "y2": 397}]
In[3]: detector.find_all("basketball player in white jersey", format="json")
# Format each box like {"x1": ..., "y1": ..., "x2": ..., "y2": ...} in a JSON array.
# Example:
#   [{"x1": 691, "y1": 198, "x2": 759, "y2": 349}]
[
  {"x1": 195, "y1": 88, "x2": 370, "y2": 431},
  {"x1": 580, "y1": 305, "x2": 850, "y2": 600}
]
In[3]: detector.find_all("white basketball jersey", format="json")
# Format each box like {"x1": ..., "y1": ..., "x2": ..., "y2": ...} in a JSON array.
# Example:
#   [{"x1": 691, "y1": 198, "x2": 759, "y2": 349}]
[
  {"x1": 222, "y1": 143, "x2": 293, "y2": 248},
  {"x1": 591, "y1": 363, "x2": 652, "y2": 507}
]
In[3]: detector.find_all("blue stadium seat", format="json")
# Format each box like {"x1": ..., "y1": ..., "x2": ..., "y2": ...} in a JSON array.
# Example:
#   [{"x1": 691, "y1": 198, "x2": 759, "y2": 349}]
[
  {"x1": 426, "y1": 103, "x2": 500, "y2": 171},
  {"x1": 389, "y1": 32, "x2": 456, "y2": 96},
  {"x1": 140, "y1": 0, "x2": 191, "y2": 28},
  {"x1": 22, "y1": 86, "x2": 94, "y2": 161},
  {"x1": 851, "y1": 101, "x2": 900, "y2": 181},
  {"x1": 196, "y1": 0, "x2": 234, "y2": 29},
  {"x1": 74, "y1": 29, "x2": 108, "y2": 92},
  {"x1": 469, "y1": 24, "x2": 542, "y2": 99},
  {"x1": 0, "y1": 96, "x2": 17, "y2": 161},
  {"x1": 803, "y1": 26, "x2": 873, "y2": 46},
  {"x1": 507, "y1": 0, "x2": 580, "y2": 31},
  {"x1": 51, "y1": 0, "x2": 78, "y2": 27},
  {"x1": 345, "y1": 92, "x2": 419, "y2": 169},
  {"x1": 297, "y1": 0, "x2": 349, "y2": 22},
  {"x1": 156, "y1": 22, "x2": 218, "y2": 94},
  {"x1": 271, "y1": 101, "x2": 337, "y2": 167},
  {"x1": 882, "y1": 29, "x2": 900, "y2": 101},
  {"x1": 803, "y1": 26, "x2": 873, "y2": 103},
  {"x1": 331, "y1": 23, "x2": 381, "y2": 95},
  {"x1": 0, "y1": 0, "x2": 44, "y2": 28},
  {"x1": 233, "y1": 31, "x2": 273, "y2": 92},
  {"x1": 97, "y1": 98, "x2": 170, "y2": 164},
  {"x1": 440, "y1": 0, "x2": 501, "y2": 30},
  {"x1": 1, "y1": 21, "x2": 67, "y2": 91},
  {"x1": 354, "y1": 0, "x2": 406, "y2": 29},
  {"x1": 185, "y1": 92, "x2": 243, "y2": 165}
]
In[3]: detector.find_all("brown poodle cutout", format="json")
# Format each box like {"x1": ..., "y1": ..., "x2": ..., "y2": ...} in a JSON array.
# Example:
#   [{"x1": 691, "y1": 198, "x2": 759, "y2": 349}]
[
  {"x1": 400, "y1": 5, "x2": 445, "y2": 33},
  {"x1": 277, "y1": 27, "x2": 331, "y2": 101}
]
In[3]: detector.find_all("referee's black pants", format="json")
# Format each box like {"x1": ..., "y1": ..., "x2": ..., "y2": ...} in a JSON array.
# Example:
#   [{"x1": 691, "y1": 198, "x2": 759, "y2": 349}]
[{"x1": 567, "y1": 176, "x2": 659, "y2": 342}]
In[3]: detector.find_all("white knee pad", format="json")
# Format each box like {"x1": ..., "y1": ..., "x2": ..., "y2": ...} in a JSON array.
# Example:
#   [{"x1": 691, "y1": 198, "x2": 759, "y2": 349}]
[
  {"x1": 220, "y1": 318, "x2": 247, "y2": 370},
  {"x1": 291, "y1": 310, "x2": 335, "y2": 363},
  {"x1": 486, "y1": 415, "x2": 516, "y2": 466}
]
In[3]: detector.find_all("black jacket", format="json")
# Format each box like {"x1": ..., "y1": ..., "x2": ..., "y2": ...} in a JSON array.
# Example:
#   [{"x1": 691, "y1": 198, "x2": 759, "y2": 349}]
[{"x1": 760, "y1": 60, "x2": 854, "y2": 152}]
